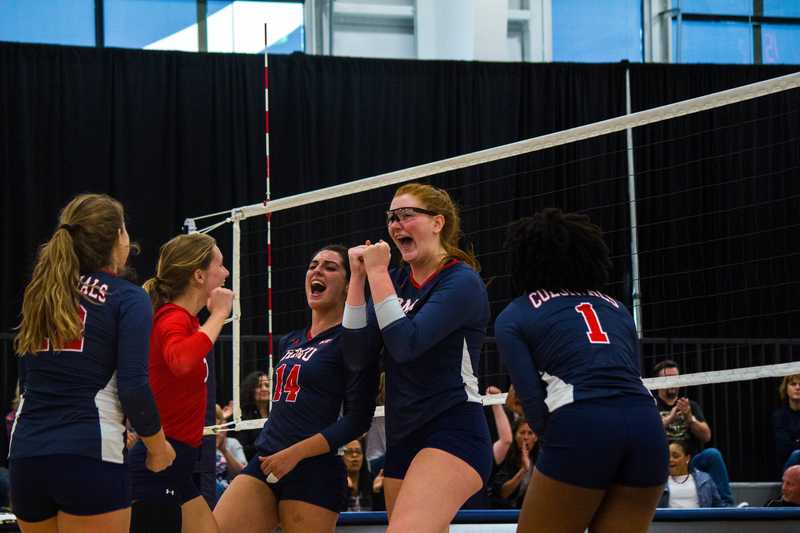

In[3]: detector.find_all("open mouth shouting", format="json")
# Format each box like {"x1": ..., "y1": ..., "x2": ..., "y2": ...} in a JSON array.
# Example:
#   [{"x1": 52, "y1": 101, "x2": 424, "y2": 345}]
[
  {"x1": 392, "y1": 232, "x2": 416, "y2": 257},
  {"x1": 309, "y1": 279, "x2": 327, "y2": 299}
]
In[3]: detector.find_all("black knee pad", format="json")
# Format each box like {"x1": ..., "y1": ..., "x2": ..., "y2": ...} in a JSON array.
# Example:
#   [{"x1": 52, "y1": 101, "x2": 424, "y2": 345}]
[{"x1": 130, "y1": 500, "x2": 182, "y2": 533}]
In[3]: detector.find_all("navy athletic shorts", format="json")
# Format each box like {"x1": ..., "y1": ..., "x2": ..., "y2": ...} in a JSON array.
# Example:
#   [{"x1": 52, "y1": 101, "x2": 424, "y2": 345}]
[
  {"x1": 242, "y1": 451, "x2": 347, "y2": 512},
  {"x1": 536, "y1": 396, "x2": 669, "y2": 489},
  {"x1": 383, "y1": 401, "x2": 493, "y2": 485},
  {"x1": 129, "y1": 438, "x2": 201, "y2": 505},
  {"x1": 10, "y1": 454, "x2": 130, "y2": 522}
]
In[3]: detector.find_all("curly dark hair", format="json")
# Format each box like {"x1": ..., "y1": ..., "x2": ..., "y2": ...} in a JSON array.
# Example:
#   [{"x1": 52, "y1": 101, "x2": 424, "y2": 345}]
[{"x1": 505, "y1": 208, "x2": 611, "y2": 294}]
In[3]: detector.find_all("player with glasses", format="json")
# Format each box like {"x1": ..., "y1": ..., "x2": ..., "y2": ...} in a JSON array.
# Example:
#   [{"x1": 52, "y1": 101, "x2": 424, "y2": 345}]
[
  {"x1": 343, "y1": 183, "x2": 492, "y2": 533},
  {"x1": 385, "y1": 207, "x2": 439, "y2": 225}
]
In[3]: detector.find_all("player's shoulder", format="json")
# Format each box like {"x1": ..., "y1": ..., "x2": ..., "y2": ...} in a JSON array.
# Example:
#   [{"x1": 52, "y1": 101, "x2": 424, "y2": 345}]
[
  {"x1": 152, "y1": 303, "x2": 193, "y2": 329},
  {"x1": 281, "y1": 328, "x2": 309, "y2": 349},
  {"x1": 82, "y1": 272, "x2": 149, "y2": 307},
  {"x1": 496, "y1": 295, "x2": 530, "y2": 327},
  {"x1": 439, "y1": 260, "x2": 485, "y2": 289}
]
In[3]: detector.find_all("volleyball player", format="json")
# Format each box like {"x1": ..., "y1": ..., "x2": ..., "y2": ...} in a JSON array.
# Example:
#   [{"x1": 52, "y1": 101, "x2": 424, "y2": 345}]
[
  {"x1": 343, "y1": 183, "x2": 492, "y2": 533},
  {"x1": 129, "y1": 233, "x2": 233, "y2": 533},
  {"x1": 9, "y1": 194, "x2": 175, "y2": 533},
  {"x1": 495, "y1": 208, "x2": 667, "y2": 533},
  {"x1": 213, "y1": 245, "x2": 378, "y2": 533}
]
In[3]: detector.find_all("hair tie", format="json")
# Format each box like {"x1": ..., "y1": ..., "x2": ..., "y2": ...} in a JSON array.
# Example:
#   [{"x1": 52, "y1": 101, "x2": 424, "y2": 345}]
[{"x1": 59, "y1": 224, "x2": 77, "y2": 234}]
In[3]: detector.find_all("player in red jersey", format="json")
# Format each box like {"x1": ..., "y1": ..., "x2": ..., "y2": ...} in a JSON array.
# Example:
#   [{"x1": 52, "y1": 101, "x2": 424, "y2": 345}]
[{"x1": 129, "y1": 233, "x2": 233, "y2": 533}]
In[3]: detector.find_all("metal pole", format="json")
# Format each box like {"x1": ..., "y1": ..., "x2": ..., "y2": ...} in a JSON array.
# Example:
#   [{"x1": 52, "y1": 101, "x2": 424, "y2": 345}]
[
  {"x1": 625, "y1": 64, "x2": 643, "y2": 338},
  {"x1": 232, "y1": 213, "x2": 242, "y2": 423}
]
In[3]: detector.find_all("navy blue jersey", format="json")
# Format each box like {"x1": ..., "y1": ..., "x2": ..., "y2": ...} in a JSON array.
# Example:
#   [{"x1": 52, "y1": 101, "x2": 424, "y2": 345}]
[
  {"x1": 255, "y1": 325, "x2": 377, "y2": 454},
  {"x1": 343, "y1": 260, "x2": 490, "y2": 444},
  {"x1": 10, "y1": 272, "x2": 157, "y2": 464},
  {"x1": 495, "y1": 289, "x2": 652, "y2": 436}
]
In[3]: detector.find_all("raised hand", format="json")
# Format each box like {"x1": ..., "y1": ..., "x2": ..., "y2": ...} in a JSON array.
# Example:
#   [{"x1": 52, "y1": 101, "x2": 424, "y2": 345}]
[
  {"x1": 348, "y1": 241, "x2": 371, "y2": 278},
  {"x1": 207, "y1": 287, "x2": 234, "y2": 317},
  {"x1": 362, "y1": 240, "x2": 391, "y2": 272}
]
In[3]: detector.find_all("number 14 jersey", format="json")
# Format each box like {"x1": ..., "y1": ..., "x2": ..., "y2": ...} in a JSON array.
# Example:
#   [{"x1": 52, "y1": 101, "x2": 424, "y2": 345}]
[{"x1": 254, "y1": 325, "x2": 378, "y2": 454}]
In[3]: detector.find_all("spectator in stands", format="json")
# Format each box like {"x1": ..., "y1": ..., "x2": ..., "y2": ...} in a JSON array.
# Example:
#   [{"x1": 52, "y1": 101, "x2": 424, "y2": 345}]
[
  {"x1": 365, "y1": 372, "x2": 386, "y2": 473},
  {"x1": 491, "y1": 418, "x2": 538, "y2": 509},
  {"x1": 486, "y1": 385, "x2": 513, "y2": 465},
  {"x1": 343, "y1": 439, "x2": 373, "y2": 511},
  {"x1": 653, "y1": 360, "x2": 734, "y2": 506},
  {"x1": 236, "y1": 371, "x2": 270, "y2": 460},
  {"x1": 659, "y1": 441, "x2": 722, "y2": 508},
  {"x1": 765, "y1": 465, "x2": 800, "y2": 507},
  {"x1": 215, "y1": 405, "x2": 246, "y2": 502},
  {"x1": 1, "y1": 389, "x2": 19, "y2": 510},
  {"x1": 773, "y1": 374, "x2": 800, "y2": 473},
  {"x1": 0, "y1": 468, "x2": 6, "y2": 512}
]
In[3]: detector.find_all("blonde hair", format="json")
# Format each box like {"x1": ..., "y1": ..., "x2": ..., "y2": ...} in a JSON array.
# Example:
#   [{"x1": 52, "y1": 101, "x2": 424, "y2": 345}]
[
  {"x1": 143, "y1": 233, "x2": 216, "y2": 311},
  {"x1": 779, "y1": 374, "x2": 800, "y2": 403},
  {"x1": 15, "y1": 194, "x2": 125, "y2": 354},
  {"x1": 394, "y1": 183, "x2": 480, "y2": 271}
]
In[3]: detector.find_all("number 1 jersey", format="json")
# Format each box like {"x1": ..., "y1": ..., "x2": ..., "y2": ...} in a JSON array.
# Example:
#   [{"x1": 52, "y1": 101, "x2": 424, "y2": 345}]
[{"x1": 495, "y1": 290, "x2": 653, "y2": 435}]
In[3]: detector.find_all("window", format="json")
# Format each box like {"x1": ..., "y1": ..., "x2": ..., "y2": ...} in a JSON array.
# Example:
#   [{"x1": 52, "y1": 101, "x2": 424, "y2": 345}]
[
  {"x1": 668, "y1": 0, "x2": 800, "y2": 64},
  {"x1": 103, "y1": 0, "x2": 303, "y2": 53},
  {"x1": 207, "y1": 1, "x2": 304, "y2": 54},
  {"x1": 105, "y1": 0, "x2": 199, "y2": 52},
  {"x1": 0, "y1": 0, "x2": 95, "y2": 47},
  {"x1": 676, "y1": 0, "x2": 751, "y2": 16},
  {"x1": 762, "y1": 24, "x2": 800, "y2": 64},
  {"x1": 552, "y1": 0, "x2": 643, "y2": 62},
  {"x1": 674, "y1": 20, "x2": 752, "y2": 63}
]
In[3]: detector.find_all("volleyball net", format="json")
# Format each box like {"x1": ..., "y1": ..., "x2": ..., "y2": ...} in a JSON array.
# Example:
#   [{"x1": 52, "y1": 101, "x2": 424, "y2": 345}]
[{"x1": 190, "y1": 70, "x2": 800, "y2": 480}]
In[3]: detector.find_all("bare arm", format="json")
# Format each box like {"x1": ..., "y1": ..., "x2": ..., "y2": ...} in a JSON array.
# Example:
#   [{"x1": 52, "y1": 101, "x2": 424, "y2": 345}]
[
  {"x1": 689, "y1": 417, "x2": 712, "y2": 443},
  {"x1": 488, "y1": 386, "x2": 513, "y2": 464},
  {"x1": 500, "y1": 467, "x2": 528, "y2": 499}
]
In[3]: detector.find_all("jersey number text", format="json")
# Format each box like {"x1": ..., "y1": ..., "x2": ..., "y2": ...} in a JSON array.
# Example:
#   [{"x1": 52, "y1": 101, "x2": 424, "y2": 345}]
[
  {"x1": 575, "y1": 303, "x2": 610, "y2": 344},
  {"x1": 272, "y1": 364, "x2": 302, "y2": 402}
]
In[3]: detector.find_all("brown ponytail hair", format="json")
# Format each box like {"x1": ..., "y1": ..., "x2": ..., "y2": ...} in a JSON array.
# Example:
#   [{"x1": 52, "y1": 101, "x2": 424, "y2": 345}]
[
  {"x1": 143, "y1": 233, "x2": 216, "y2": 311},
  {"x1": 14, "y1": 194, "x2": 126, "y2": 354},
  {"x1": 393, "y1": 183, "x2": 480, "y2": 271}
]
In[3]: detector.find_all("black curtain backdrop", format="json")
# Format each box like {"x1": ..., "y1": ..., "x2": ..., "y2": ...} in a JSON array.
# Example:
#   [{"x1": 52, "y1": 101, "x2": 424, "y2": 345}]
[
  {"x1": 1, "y1": 42, "x2": 798, "y2": 480},
  {"x1": 0, "y1": 42, "x2": 263, "y2": 332},
  {"x1": 630, "y1": 64, "x2": 800, "y2": 340}
]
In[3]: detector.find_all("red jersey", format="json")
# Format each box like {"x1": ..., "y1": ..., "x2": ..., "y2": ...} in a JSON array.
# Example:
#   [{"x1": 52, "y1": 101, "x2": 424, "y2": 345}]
[{"x1": 149, "y1": 304, "x2": 212, "y2": 447}]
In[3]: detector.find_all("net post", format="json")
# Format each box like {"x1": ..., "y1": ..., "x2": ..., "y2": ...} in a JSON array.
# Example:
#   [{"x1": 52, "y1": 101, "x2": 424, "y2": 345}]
[
  {"x1": 624, "y1": 62, "x2": 643, "y2": 338},
  {"x1": 232, "y1": 209, "x2": 243, "y2": 425}
]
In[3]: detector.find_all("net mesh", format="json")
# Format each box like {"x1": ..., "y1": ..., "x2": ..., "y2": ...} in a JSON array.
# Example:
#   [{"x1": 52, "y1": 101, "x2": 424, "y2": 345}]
[{"x1": 195, "y1": 72, "x2": 800, "y2": 481}]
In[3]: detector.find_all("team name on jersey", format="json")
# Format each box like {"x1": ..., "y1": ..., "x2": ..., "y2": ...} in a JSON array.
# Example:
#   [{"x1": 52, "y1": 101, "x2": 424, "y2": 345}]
[
  {"x1": 281, "y1": 346, "x2": 317, "y2": 362},
  {"x1": 527, "y1": 289, "x2": 619, "y2": 309},
  {"x1": 79, "y1": 275, "x2": 109, "y2": 303}
]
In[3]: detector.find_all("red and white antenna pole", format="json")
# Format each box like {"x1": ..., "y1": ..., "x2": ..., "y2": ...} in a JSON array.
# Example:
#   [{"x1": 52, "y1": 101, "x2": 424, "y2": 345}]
[{"x1": 264, "y1": 24, "x2": 274, "y2": 411}]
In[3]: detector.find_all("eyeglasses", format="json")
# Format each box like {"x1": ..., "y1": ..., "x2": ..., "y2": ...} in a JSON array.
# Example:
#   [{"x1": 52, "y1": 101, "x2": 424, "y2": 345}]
[{"x1": 385, "y1": 207, "x2": 438, "y2": 225}]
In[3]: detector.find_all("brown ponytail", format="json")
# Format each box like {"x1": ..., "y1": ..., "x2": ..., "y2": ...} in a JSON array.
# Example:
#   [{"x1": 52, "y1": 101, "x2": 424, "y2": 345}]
[
  {"x1": 15, "y1": 194, "x2": 125, "y2": 354},
  {"x1": 143, "y1": 233, "x2": 216, "y2": 311}
]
